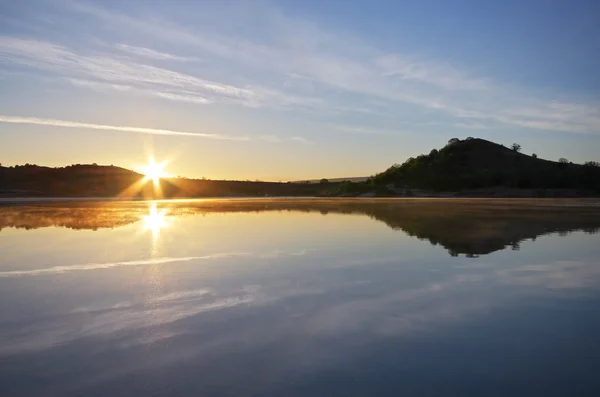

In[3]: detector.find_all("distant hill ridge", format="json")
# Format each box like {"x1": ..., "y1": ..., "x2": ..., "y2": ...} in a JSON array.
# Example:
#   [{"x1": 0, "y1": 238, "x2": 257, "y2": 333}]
[
  {"x1": 1, "y1": 137, "x2": 599, "y2": 197},
  {"x1": 0, "y1": 163, "x2": 322, "y2": 197}
]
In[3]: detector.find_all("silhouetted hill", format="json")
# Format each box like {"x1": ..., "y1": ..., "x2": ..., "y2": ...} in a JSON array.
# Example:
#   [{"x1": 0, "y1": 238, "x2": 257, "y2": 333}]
[
  {"x1": 0, "y1": 164, "x2": 144, "y2": 197},
  {"x1": 368, "y1": 138, "x2": 600, "y2": 192},
  {"x1": 0, "y1": 164, "x2": 327, "y2": 198}
]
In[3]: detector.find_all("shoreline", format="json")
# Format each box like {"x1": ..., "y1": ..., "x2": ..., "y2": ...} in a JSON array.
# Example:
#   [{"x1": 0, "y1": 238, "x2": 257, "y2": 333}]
[{"x1": 2, "y1": 196, "x2": 600, "y2": 207}]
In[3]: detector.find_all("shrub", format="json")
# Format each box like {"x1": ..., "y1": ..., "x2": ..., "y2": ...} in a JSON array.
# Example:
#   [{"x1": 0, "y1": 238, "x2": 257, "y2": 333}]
[{"x1": 511, "y1": 143, "x2": 522, "y2": 152}]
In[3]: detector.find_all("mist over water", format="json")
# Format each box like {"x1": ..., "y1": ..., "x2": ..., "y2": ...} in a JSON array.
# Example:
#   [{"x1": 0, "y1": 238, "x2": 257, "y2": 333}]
[{"x1": 1, "y1": 199, "x2": 600, "y2": 397}]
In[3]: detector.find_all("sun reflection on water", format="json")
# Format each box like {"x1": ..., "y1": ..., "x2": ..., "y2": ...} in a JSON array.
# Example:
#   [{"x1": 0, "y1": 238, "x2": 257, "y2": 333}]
[{"x1": 142, "y1": 203, "x2": 168, "y2": 245}]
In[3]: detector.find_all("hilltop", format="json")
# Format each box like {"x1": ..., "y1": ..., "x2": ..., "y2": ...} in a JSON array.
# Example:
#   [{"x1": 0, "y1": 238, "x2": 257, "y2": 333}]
[
  {"x1": 332, "y1": 138, "x2": 599, "y2": 197},
  {"x1": 370, "y1": 138, "x2": 600, "y2": 191}
]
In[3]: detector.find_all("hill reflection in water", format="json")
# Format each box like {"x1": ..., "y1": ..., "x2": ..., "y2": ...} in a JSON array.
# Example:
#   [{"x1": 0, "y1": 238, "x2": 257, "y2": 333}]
[{"x1": 1, "y1": 199, "x2": 599, "y2": 257}]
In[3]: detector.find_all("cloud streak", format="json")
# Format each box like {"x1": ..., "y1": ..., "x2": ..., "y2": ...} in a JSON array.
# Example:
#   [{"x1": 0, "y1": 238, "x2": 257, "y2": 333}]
[
  {"x1": 0, "y1": 115, "x2": 251, "y2": 140},
  {"x1": 115, "y1": 44, "x2": 198, "y2": 62},
  {"x1": 0, "y1": 254, "x2": 249, "y2": 278},
  {"x1": 0, "y1": 249, "x2": 311, "y2": 277}
]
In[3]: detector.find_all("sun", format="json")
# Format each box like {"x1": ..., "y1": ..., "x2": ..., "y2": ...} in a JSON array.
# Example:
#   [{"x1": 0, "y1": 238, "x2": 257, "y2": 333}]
[{"x1": 140, "y1": 157, "x2": 170, "y2": 186}]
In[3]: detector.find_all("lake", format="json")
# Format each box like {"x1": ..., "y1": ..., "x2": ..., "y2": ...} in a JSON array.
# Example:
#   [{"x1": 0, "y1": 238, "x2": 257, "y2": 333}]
[{"x1": 1, "y1": 198, "x2": 600, "y2": 397}]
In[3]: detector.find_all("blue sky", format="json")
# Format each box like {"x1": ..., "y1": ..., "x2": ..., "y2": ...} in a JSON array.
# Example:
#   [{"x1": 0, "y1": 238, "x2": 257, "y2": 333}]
[{"x1": 0, "y1": 0, "x2": 599, "y2": 180}]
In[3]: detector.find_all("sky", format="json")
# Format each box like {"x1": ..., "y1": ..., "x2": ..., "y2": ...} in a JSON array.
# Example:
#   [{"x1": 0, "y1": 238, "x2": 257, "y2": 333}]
[{"x1": 1, "y1": 0, "x2": 599, "y2": 181}]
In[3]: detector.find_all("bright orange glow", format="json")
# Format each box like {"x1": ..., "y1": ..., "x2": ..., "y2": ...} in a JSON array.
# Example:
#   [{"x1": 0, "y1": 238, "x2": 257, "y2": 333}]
[{"x1": 140, "y1": 157, "x2": 170, "y2": 186}]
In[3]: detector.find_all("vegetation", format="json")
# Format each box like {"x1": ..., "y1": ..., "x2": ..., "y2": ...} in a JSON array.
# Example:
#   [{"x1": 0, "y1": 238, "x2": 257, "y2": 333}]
[{"x1": 365, "y1": 138, "x2": 600, "y2": 192}]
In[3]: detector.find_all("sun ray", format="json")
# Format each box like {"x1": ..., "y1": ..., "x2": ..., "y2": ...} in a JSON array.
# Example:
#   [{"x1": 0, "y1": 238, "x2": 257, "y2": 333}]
[
  {"x1": 119, "y1": 156, "x2": 172, "y2": 199},
  {"x1": 140, "y1": 157, "x2": 170, "y2": 187}
]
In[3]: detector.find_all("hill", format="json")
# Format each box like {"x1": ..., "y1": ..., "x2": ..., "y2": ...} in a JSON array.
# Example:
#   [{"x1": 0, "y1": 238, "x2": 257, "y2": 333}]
[
  {"x1": 366, "y1": 138, "x2": 600, "y2": 193},
  {"x1": 0, "y1": 164, "x2": 141, "y2": 197},
  {"x1": 0, "y1": 164, "x2": 328, "y2": 198}
]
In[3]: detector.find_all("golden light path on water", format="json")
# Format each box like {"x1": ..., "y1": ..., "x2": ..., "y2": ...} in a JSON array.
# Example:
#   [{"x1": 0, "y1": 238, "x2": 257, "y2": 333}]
[{"x1": 142, "y1": 202, "x2": 169, "y2": 246}]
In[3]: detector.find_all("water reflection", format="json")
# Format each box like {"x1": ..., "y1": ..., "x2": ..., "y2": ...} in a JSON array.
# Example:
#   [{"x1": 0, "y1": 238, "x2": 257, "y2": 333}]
[
  {"x1": 1, "y1": 199, "x2": 599, "y2": 257},
  {"x1": 142, "y1": 203, "x2": 168, "y2": 245},
  {"x1": 0, "y1": 199, "x2": 600, "y2": 396}
]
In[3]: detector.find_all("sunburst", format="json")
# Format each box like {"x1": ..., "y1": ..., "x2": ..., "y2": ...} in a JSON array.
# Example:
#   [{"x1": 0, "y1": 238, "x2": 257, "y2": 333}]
[{"x1": 140, "y1": 157, "x2": 170, "y2": 186}]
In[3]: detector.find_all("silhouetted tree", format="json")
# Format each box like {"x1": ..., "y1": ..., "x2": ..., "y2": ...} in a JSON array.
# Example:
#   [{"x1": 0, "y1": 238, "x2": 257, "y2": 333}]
[
  {"x1": 532, "y1": 153, "x2": 537, "y2": 159},
  {"x1": 320, "y1": 178, "x2": 329, "y2": 184},
  {"x1": 447, "y1": 138, "x2": 460, "y2": 145},
  {"x1": 584, "y1": 161, "x2": 600, "y2": 168},
  {"x1": 511, "y1": 143, "x2": 522, "y2": 152},
  {"x1": 559, "y1": 158, "x2": 569, "y2": 164}
]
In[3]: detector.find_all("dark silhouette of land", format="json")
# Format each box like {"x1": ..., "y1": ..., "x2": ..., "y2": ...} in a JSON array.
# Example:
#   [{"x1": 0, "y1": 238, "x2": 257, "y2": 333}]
[
  {"x1": 1, "y1": 199, "x2": 599, "y2": 257},
  {"x1": 1, "y1": 138, "x2": 598, "y2": 198},
  {"x1": 349, "y1": 138, "x2": 600, "y2": 196},
  {"x1": 0, "y1": 164, "x2": 322, "y2": 198}
]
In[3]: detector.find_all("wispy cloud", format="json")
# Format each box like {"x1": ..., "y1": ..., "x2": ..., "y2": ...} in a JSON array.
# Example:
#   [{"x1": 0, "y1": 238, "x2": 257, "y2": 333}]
[
  {"x1": 375, "y1": 54, "x2": 490, "y2": 91},
  {"x1": 328, "y1": 124, "x2": 397, "y2": 136},
  {"x1": 0, "y1": 114, "x2": 309, "y2": 143},
  {"x1": 67, "y1": 78, "x2": 132, "y2": 92},
  {"x1": 0, "y1": 37, "x2": 259, "y2": 105},
  {"x1": 454, "y1": 122, "x2": 494, "y2": 130},
  {"x1": 290, "y1": 136, "x2": 309, "y2": 144},
  {"x1": 65, "y1": 3, "x2": 595, "y2": 135},
  {"x1": 3, "y1": 2, "x2": 600, "y2": 136},
  {"x1": 67, "y1": 78, "x2": 212, "y2": 104},
  {"x1": 115, "y1": 44, "x2": 198, "y2": 62},
  {"x1": 0, "y1": 115, "x2": 250, "y2": 140}
]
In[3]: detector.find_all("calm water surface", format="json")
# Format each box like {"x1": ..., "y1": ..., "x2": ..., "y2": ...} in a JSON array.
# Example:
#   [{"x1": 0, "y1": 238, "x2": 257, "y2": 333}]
[{"x1": 1, "y1": 199, "x2": 600, "y2": 396}]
